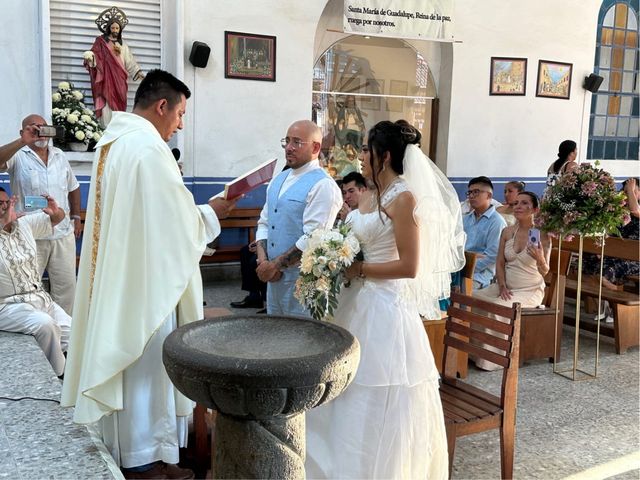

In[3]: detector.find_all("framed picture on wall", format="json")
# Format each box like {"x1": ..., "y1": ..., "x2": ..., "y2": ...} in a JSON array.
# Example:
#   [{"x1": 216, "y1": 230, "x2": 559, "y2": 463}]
[
  {"x1": 224, "y1": 31, "x2": 276, "y2": 81},
  {"x1": 489, "y1": 57, "x2": 527, "y2": 95},
  {"x1": 536, "y1": 60, "x2": 572, "y2": 99},
  {"x1": 387, "y1": 80, "x2": 408, "y2": 112}
]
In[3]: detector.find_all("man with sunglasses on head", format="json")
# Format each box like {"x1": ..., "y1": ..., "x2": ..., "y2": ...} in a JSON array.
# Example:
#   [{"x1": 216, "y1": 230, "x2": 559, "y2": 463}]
[
  {"x1": 255, "y1": 120, "x2": 342, "y2": 316},
  {"x1": 462, "y1": 176, "x2": 507, "y2": 290}
]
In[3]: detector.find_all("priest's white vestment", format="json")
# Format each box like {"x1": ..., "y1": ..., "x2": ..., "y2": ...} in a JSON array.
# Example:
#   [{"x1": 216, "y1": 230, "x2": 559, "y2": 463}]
[{"x1": 61, "y1": 112, "x2": 220, "y2": 467}]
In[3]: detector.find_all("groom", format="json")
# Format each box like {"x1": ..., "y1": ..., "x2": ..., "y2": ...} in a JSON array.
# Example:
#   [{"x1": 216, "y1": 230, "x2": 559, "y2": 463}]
[{"x1": 255, "y1": 120, "x2": 342, "y2": 316}]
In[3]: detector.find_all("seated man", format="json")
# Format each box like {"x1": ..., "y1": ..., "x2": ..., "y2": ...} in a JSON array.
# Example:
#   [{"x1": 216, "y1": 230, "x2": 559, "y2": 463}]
[
  {"x1": 336, "y1": 171, "x2": 367, "y2": 221},
  {"x1": 462, "y1": 176, "x2": 507, "y2": 290},
  {"x1": 0, "y1": 188, "x2": 69, "y2": 376}
]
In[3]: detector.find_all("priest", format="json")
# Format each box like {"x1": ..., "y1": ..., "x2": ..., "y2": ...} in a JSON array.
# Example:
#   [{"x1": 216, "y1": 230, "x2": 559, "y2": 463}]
[{"x1": 61, "y1": 69, "x2": 237, "y2": 480}]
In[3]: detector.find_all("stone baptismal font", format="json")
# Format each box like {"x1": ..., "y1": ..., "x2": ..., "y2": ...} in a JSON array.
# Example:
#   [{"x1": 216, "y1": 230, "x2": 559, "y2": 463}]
[{"x1": 163, "y1": 314, "x2": 360, "y2": 479}]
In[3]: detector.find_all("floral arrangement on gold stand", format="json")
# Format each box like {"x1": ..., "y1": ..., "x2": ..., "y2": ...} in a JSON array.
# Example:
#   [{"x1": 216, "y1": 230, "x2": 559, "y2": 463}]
[{"x1": 537, "y1": 161, "x2": 627, "y2": 381}]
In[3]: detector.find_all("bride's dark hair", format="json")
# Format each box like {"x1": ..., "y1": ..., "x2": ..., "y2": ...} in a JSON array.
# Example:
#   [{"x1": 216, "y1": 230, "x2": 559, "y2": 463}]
[{"x1": 367, "y1": 120, "x2": 421, "y2": 213}]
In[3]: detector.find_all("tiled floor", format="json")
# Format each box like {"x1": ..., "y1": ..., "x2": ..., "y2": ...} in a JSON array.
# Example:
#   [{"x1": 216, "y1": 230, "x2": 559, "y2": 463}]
[{"x1": 204, "y1": 277, "x2": 640, "y2": 479}]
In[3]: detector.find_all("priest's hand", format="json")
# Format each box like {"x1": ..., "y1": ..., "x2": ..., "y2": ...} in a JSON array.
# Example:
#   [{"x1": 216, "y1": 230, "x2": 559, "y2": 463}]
[{"x1": 208, "y1": 196, "x2": 238, "y2": 220}]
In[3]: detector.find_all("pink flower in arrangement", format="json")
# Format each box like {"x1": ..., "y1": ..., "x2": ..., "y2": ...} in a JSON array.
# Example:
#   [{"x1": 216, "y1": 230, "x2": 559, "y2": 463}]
[
  {"x1": 623, "y1": 214, "x2": 631, "y2": 224},
  {"x1": 564, "y1": 234, "x2": 575, "y2": 242},
  {"x1": 581, "y1": 181, "x2": 598, "y2": 196},
  {"x1": 563, "y1": 211, "x2": 579, "y2": 223}
]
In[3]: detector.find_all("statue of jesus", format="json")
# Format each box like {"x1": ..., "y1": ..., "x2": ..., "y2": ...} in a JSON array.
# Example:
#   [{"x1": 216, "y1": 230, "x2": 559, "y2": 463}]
[{"x1": 84, "y1": 6, "x2": 145, "y2": 126}]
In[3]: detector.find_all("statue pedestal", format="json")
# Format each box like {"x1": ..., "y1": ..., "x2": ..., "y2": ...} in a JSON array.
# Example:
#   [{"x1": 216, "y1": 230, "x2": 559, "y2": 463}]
[{"x1": 163, "y1": 315, "x2": 360, "y2": 479}]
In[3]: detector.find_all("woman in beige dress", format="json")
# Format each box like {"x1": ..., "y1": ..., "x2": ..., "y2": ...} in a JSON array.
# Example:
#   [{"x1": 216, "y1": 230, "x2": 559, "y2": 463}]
[{"x1": 473, "y1": 191, "x2": 551, "y2": 370}]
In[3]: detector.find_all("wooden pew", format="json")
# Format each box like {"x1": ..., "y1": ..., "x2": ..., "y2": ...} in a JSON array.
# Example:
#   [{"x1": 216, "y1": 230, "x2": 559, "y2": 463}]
[
  {"x1": 424, "y1": 251, "x2": 478, "y2": 379},
  {"x1": 78, "y1": 207, "x2": 262, "y2": 266},
  {"x1": 553, "y1": 236, "x2": 640, "y2": 354},
  {"x1": 518, "y1": 249, "x2": 571, "y2": 365},
  {"x1": 200, "y1": 207, "x2": 262, "y2": 264}
]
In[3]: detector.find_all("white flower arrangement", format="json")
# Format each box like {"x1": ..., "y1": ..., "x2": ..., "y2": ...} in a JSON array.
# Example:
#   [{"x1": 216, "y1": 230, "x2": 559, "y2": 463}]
[
  {"x1": 51, "y1": 81, "x2": 104, "y2": 150},
  {"x1": 294, "y1": 222, "x2": 361, "y2": 321}
]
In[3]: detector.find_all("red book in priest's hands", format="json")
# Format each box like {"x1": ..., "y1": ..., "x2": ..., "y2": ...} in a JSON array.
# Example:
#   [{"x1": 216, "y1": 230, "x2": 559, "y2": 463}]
[{"x1": 223, "y1": 158, "x2": 278, "y2": 200}]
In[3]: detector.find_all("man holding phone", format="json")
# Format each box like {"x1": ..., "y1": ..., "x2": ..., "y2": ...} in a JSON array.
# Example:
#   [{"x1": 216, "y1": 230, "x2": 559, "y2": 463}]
[
  {"x1": 0, "y1": 187, "x2": 70, "y2": 376},
  {"x1": 0, "y1": 114, "x2": 82, "y2": 315}
]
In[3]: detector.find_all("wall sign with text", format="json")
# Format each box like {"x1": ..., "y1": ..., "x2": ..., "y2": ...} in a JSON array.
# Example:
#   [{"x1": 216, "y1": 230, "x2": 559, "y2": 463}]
[{"x1": 343, "y1": 0, "x2": 454, "y2": 42}]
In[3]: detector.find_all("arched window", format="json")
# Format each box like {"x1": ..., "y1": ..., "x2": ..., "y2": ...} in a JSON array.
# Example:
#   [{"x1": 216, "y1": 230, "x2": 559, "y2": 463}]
[
  {"x1": 312, "y1": 36, "x2": 438, "y2": 178},
  {"x1": 588, "y1": 0, "x2": 639, "y2": 161}
]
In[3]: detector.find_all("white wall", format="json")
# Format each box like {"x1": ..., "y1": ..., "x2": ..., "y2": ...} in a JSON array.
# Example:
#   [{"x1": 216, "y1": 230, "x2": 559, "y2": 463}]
[
  {"x1": 0, "y1": 1, "x2": 49, "y2": 143},
  {"x1": 446, "y1": 0, "x2": 627, "y2": 178},
  {"x1": 182, "y1": 0, "x2": 328, "y2": 179}
]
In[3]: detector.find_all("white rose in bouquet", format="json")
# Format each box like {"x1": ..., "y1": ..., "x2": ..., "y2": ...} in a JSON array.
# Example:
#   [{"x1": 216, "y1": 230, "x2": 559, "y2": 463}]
[
  {"x1": 52, "y1": 93, "x2": 61, "y2": 102},
  {"x1": 66, "y1": 114, "x2": 78, "y2": 124},
  {"x1": 72, "y1": 90, "x2": 84, "y2": 101},
  {"x1": 74, "y1": 131, "x2": 86, "y2": 141},
  {"x1": 58, "y1": 81, "x2": 70, "y2": 90}
]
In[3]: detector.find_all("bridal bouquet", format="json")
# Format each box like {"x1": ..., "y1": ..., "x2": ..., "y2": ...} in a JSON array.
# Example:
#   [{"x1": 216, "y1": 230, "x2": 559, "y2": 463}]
[{"x1": 295, "y1": 222, "x2": 361, "y2": 321}]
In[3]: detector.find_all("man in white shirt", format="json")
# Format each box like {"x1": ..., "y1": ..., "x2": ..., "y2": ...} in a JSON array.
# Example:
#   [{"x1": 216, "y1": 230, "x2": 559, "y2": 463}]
[
  {"x1": 256, "y1": 120, "x2": 342, "y2": 316},
  {"x1": 0, "y1": 187, "x2": 70, "y2": 376},
  {"x1": 0, "y1": 115, "x2": 82, "y2": 315}
]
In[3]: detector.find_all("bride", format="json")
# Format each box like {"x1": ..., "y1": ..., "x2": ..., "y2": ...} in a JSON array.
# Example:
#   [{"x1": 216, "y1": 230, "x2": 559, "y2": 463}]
[{"x1": 305, "y1": 120, "x2": 465, "y2": 479}]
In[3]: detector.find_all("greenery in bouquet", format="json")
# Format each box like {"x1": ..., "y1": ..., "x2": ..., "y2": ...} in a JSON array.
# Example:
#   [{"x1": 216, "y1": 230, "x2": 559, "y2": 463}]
[
  {"x1": 294, "y1": 222, "x2": 361, "y2": 321},
  {"x1": 537, "y1": 161, "x2": 628, "y2": 239},
  {"x1": 51, "y1": 81, "x2": 103, "y2": 150}
]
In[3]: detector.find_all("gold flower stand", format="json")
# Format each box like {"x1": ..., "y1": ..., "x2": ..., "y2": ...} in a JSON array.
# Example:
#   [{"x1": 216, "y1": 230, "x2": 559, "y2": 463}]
[{"x1": 553, "y1": 234, "x2": 606, "y2": 381}]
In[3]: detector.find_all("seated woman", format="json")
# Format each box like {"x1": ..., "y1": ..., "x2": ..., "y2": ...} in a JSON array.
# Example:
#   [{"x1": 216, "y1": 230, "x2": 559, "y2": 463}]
[
  {"x1": 583, "y1": 177, "x2": 640, "y2": 292},
  {"x1": 473, "y1": 191, "x2": 550, "y2": 370},
  {"x1": 496, "y1": 180, "x2": 526, "y2": 226}
]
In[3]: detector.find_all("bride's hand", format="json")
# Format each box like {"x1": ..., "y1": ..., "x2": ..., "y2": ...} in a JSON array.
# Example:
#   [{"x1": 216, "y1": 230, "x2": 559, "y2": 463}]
[{"x1": 344, "y1": 261, "x2": 361, "y2": 281}]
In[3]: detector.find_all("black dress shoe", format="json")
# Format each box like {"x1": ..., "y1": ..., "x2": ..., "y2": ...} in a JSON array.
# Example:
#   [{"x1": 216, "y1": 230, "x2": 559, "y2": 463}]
[
  {"x1": 230, "y1": 296, "x2": 264, "y2": 309},
  {"x1": 256, "y1": 308, "x2": 267, "y2": 314}
]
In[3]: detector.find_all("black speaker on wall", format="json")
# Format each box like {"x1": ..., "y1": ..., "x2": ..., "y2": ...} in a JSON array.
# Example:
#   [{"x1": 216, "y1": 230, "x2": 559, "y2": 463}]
[
  {"x1": 583, "y1": 73, "x2": 604, "y2": 93},
  {"x1": 189, "y1": 41, "x2": 211, "y2": 68}
]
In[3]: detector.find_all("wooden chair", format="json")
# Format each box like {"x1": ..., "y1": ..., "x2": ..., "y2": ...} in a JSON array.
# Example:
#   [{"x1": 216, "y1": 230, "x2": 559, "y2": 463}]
[{"x1": 440, "y1": 291, "x2": 522, "y2": 479}]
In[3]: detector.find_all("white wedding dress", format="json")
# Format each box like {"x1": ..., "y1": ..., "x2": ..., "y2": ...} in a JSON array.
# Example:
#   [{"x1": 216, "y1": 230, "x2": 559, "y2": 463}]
[{"x1": 305, "y1": 180, "x2": 449, "y2": 479}]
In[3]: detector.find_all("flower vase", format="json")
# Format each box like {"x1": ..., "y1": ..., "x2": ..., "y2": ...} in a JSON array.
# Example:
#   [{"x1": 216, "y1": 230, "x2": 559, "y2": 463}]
[{"x1": 68, "y1": 142, "x2": 88, "y2": 152}]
